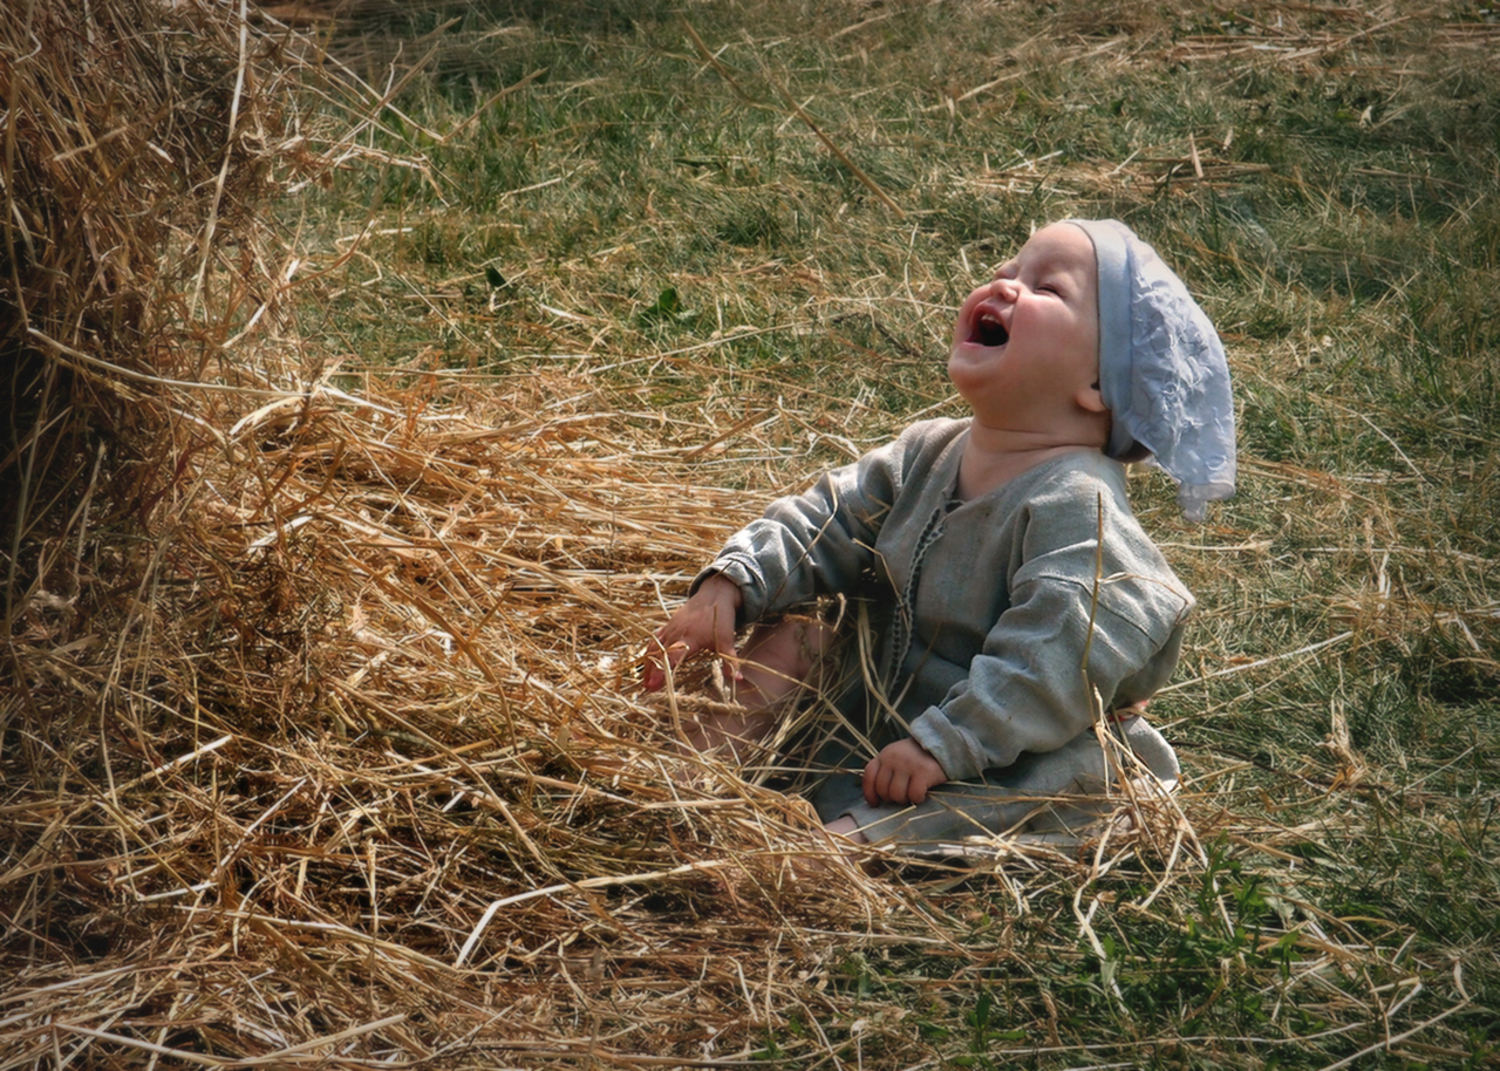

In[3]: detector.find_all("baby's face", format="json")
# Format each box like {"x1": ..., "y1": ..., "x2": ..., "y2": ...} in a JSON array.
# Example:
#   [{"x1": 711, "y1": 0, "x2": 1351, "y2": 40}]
[{"x1": 948, "y1": 224, "x2": 1102, "y2": 424}]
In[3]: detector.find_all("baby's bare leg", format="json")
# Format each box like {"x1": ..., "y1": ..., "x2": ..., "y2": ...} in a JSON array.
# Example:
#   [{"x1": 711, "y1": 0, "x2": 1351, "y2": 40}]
[
  {"x1": 822, "y1": 814, "x2": 868, "y2": 844},
  {"x1": 681, "y1": 615, "x2": 834, "y2": 759}
]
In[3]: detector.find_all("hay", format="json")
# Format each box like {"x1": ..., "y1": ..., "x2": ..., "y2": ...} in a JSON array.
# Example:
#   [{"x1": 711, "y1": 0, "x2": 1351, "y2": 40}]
[
  {"x1": 1, "y1": 0, "x2": 307, "y2": 621},
  {"x1": 0, "y1": 356, "x2": 1387, "y2": 1062}
]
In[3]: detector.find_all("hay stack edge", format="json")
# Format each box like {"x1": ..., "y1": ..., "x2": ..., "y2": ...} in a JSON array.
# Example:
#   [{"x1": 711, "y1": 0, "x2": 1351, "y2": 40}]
[{"x1": 1, "y1": 2, "x2": 1189, "y2": 1064}]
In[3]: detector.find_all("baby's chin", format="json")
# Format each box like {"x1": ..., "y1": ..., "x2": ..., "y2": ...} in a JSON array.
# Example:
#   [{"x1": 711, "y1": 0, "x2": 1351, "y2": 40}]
[{"x1": 946, "y1": 346, "x2": 998, "y2": 395}]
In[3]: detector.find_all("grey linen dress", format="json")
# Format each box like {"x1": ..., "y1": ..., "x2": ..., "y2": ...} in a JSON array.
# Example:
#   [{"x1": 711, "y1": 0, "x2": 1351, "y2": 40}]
[{"x1": 697, "y1": 418, "x2": 1190, "y2": 850}]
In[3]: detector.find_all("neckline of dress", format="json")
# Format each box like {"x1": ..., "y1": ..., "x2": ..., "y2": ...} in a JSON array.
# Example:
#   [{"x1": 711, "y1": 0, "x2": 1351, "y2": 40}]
[{"x1": 946, "y1": 427, "x2": 1104, "y2": 509}]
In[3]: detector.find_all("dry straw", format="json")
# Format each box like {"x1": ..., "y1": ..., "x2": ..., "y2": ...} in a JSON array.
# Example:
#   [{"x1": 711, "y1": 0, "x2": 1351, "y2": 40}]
[{"x1": 0, "y1": 1, "x2": 1463, "y2": 1065}]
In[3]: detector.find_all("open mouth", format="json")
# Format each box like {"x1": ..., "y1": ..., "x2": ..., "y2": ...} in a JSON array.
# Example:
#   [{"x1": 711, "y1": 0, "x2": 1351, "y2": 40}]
[{"x1": 971, "y1": 310, "x2": 1009, "y2": 347}]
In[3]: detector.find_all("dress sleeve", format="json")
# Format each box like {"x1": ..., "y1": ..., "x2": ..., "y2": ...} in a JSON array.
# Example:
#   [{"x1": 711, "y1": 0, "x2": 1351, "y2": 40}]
[
  {"x1": 693, "y1": 426, "x2": 928, "y2": 624},
  {"x1": 907, "y1": 486, "x2": 1192, "y2": 782}
]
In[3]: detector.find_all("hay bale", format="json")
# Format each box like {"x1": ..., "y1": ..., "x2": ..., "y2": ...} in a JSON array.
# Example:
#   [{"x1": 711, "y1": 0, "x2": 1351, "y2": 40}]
[{"x1": 1, "y1": 0, "x2": 292, "y2": 608}]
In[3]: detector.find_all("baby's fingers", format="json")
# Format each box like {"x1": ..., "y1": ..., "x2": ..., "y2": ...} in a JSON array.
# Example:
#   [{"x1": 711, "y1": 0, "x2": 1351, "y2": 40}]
[
  {"x1": 862, "y1": 757, "x2": 886, "y2": 807},
  {"x1": 642, "y1": 637, "x2": 690, "y2": 692},
  {"x1": 861, "y1": 759, "x2": 877, "y2": 806},
  {"x1": 713, "y1": 623, "x2": 743, "y2": 681}
]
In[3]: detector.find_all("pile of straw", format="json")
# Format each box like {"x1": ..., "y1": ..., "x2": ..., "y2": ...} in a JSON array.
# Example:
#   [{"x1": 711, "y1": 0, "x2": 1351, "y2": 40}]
[{"x1": 2, "y1": 0, "x2": 302, "y2": 617}]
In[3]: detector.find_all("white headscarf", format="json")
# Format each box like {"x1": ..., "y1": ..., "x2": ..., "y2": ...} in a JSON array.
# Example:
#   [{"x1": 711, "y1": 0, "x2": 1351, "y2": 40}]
[{"x1": 1066, "y1": 219, "x2": 1237, "y2": 521}]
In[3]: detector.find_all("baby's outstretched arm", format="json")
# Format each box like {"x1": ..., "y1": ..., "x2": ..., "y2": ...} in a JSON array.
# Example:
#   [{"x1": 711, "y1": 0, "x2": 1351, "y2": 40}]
[
  {"x1": 863, "y1": 738, "x2": 947, "y2": 806},
  {"x1": 642, "y1": 573, "x2": 743, "y2": 692}
]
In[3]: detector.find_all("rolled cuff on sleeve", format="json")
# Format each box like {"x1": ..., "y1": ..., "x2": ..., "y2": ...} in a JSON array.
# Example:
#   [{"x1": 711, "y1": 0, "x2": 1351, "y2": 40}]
[
  {"x1": 908, "y1": 708, "x2": 992, "y2": 783},
  {"x1": 689, "y1": 555, "x2": 764, "y2": 626}
]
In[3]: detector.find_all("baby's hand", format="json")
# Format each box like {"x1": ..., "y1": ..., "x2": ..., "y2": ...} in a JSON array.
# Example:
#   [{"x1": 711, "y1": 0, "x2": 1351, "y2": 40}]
[
  {"x1": 863, "y1": 738, "x2": 947, "y2": 807},
  {"x1": 642, "y1": 574, "x2": 743, "y2": 692}
]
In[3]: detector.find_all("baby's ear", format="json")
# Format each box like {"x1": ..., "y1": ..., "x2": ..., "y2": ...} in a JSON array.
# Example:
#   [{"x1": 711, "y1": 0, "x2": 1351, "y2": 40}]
[{"x1": 1078, "y1": 379, "x2": 1109, "y2": 414}]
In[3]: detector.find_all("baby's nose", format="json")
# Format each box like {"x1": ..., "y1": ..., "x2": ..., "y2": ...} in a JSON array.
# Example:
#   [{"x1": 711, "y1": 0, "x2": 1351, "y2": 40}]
[{"x1": 990, "y1": 276, "x2": 1019, "y2": 300}]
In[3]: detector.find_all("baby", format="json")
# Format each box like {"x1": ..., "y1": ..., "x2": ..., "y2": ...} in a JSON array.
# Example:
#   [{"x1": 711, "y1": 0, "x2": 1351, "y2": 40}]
[{"x1": 644, "y1": 220, "x2": 1235, "y2": 851}]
